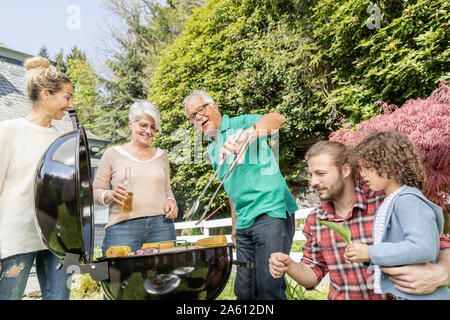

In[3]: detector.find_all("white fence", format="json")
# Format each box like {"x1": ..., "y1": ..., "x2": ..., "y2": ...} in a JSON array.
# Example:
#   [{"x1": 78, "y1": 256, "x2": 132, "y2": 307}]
[{"x1": 175, "y1": 207, "x2": 314, "y2": 262}]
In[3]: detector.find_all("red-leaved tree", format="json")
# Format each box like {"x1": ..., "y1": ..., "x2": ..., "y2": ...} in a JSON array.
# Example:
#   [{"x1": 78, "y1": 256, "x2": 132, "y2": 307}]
[{"x1": 330, "y1": 80, "x2": 450, "y2": 211}]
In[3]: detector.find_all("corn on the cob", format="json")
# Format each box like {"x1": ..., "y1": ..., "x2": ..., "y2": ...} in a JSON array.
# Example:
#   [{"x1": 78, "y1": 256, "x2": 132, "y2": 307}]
[
  {"x1": 196, "y1": 235, "x2": 228, "y2": 248},
  {"x1": 142, "y1": 242, "x2": 174, "y2": 249},
  {"x1": 105, "y1": 246, "x2": 132, "y2": 258}
]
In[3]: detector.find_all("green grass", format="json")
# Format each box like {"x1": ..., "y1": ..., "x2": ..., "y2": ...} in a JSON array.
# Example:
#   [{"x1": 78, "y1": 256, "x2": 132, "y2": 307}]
[
  {"x1": 70, "y1": 248, "x2": 103, "y2": 300},
  {"x1": 285, "y1": 275, "x2": 328, "y2": 300},
  {"x1": 70, "y1": 274, "x2": 103, "y2": 300},
  {"x1": 216, "y1": 273, "x2": 237, "y2": 300},
  {"x1": 290, "y1": 241, "x2": 305, "y2": 252},
  {"x1": 215, "y1": 273, "x2": 328, "y2": 300}
]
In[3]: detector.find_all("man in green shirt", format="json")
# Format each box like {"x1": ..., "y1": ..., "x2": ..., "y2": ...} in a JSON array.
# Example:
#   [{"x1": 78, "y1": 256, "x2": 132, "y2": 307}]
[{"x1": 183, "y1": 90, "x2": 298, "y2": 300}]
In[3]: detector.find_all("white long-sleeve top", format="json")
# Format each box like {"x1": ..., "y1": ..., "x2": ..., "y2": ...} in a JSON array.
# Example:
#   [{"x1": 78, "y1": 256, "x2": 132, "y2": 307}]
[{"x1": 0, "y1": 118, "x2": 62, "y2": 259}]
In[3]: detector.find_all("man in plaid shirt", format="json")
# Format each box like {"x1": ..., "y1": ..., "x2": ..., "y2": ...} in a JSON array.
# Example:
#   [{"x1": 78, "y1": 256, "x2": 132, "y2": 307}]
[{"x1": 269, "y1": 141, "x2": 450, "y2": 300}]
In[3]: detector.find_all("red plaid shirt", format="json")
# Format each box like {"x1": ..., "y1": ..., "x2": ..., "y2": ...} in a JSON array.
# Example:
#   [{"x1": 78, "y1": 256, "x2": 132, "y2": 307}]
[
  {"x1": 301, "y1": 185, "x2": 450, "y2": 300},
  {"x1": 440, "y1": 234, "x2": 450, "y2": 249}
]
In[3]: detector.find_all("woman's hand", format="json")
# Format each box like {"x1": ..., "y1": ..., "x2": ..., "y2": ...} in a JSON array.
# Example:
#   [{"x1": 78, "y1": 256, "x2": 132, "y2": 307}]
[
  {"x1": 105, "y1": 184, "x2": 129, "y2": 205},
  {"x1": 164, "y1": 199, "x2": 178, "y2": 220},
  {"x1": 344, "y1": 243, "x2": 371, "y2": 263}
]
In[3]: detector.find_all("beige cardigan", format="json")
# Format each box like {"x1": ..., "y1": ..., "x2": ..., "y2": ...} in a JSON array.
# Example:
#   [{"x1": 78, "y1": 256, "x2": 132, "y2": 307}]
[{"x1": 93, "y1": 146, "x2": 176, "y2": 228}]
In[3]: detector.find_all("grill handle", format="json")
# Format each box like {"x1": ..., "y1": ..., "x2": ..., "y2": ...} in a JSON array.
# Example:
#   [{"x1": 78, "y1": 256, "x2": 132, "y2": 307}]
[{"x1": 68, "y1": 108, "x2": 79, "y2": 130}]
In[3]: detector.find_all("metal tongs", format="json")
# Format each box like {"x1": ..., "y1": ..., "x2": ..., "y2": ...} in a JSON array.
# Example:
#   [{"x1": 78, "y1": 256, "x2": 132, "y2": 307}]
[{"x1": 186, "y1": 124, "x2": 256, "y2": 225}]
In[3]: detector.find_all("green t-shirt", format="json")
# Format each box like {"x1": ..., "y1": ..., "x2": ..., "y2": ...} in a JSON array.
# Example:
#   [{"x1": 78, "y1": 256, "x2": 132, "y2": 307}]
[{"x1": 207, "y1": 114, "x2": 298, "y2": 229}]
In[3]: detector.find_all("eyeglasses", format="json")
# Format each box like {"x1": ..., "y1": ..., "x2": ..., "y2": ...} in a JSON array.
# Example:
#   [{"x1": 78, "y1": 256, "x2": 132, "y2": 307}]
[
  {"x1": 135, "y1": 122, "x2": 158, "y2": 132},
  {"x1": 188, "y1": 103, "x2": 210, "y2": 122}
]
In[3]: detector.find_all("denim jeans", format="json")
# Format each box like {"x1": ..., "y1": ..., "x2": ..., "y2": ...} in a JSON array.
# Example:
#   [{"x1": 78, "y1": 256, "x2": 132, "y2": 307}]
[
  {"x1": 102, "y1": 215, "x2": 177, "y2": 255},
  {"x1": 0, "y1": 250, "x2": 71, "y2": 300},
  {"x1": 234, "y1": 212, "x2": 295, "y2": 300}
]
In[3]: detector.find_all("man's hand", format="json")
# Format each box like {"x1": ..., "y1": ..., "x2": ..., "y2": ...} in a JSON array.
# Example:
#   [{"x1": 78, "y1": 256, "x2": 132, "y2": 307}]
[
  {"x1": 219, "y1": 112, "x2": 285, "y2": 165},
  {"x1": 231, "y1": 226, "x2": 236, "y2": 247},
  {"x1": 269, "y1": 252, "x2": 291, "y2": 279},
  {"x1": 382, "y1": 262, "x2": 448, "y2": 295},
  {"x1": 219, "y1": 129, "x2": 254, "y2": 165}
]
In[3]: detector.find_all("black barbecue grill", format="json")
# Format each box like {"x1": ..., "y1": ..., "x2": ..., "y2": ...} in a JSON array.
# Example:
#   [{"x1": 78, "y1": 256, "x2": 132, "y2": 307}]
[{"x1": 33, "y1": 109, "x2": 250, "y2": 300}]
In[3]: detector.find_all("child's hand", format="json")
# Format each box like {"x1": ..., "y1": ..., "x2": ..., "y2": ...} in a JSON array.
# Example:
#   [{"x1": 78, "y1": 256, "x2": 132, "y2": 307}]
[{"x1": 344, "y1": 243, "x2": 371, "y2": 264}]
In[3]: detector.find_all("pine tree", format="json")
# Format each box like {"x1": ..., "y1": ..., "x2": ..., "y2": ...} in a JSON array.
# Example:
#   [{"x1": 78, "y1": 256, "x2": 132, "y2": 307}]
[
  {"x1": 66, "y1": 46, "x2": 87, "y2": 62},
  {"x1": 54, "y1": 49, "x2": 67, "y2": 73},
  {"x1": 94, "y1": 0, "x2": 203, "y2": 145},
  {"x1": 38, "y1": 46, "x2": 50, "y2": 59},
  {"x1": 64, "y1": 47, "x2": 100, "y2": 132}
]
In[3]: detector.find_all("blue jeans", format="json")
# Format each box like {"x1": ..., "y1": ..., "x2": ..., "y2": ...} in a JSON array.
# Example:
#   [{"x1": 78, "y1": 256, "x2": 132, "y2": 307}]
[
  {"x1": 102, "y1": 215, "x2": 177, "y2": 255},
  {"x1": 0, "y1": 250, "x2": 71, "y2": 300},
  {"x1": 234, "y1": 212, "x2": 295, "y2": 300}
]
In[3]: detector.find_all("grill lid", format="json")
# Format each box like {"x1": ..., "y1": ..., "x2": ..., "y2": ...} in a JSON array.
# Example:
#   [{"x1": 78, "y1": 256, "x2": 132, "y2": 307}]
[{"x1": 33, "y1": 125, "x2": 94, "y2": 264}]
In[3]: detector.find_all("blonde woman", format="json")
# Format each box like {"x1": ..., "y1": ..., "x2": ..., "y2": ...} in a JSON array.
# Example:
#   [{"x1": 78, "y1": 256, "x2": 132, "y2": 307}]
[
  {"x1": 93, "y1": 101, "x2": 178, "y2": 256},
  {"x1": 0, "y1": 56, "x2": 74, "y2": 300}
]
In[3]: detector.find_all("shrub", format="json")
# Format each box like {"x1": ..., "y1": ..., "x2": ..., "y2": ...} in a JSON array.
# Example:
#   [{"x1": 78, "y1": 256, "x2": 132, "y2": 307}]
[
  {"x1": 148, "y1": 0, "x2": 330, "y2": 217},
  {"x1": 313, "y1": 0, "x2": 450, "y2": 124},
  {"x1": 330, "y1": 80, "x2": 450, "y2": 210}
]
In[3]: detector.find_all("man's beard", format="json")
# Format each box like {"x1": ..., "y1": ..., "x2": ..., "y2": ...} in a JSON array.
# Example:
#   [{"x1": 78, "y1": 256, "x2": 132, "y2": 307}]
[{"x1": 316, "y1": 176, "x2": 345, "y2": 202}]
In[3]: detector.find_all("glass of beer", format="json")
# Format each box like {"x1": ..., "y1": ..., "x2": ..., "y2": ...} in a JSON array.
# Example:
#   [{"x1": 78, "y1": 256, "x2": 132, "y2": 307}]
[{"x1": 121, "y1": 166, "x2": 133, "y2": 212}]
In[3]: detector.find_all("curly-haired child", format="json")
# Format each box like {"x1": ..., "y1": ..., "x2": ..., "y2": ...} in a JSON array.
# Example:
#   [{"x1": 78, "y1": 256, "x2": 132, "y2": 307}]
[{"x1": 344, "y1": 131, "x2": 450, "y2": 300}]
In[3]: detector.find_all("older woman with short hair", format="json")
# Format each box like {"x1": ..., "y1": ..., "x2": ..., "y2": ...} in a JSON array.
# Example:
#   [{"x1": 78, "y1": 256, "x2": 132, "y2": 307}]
[{"x1": 93, "y1": 100, "x2": 178, "y2": 256}]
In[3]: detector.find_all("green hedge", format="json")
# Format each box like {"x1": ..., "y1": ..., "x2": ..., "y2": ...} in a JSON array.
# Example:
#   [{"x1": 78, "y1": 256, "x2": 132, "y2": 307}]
[
  {"x1": 313, "y1": 0, "x2": 450, "y2": 124},
  {"x1": 148, "y1": 0, "x2": 329, "y2": 217}
]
